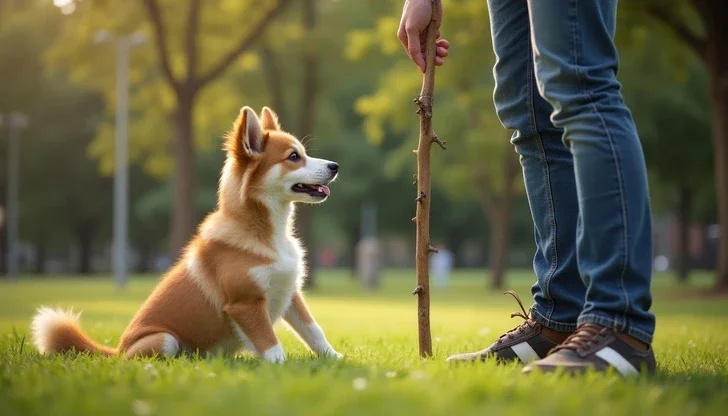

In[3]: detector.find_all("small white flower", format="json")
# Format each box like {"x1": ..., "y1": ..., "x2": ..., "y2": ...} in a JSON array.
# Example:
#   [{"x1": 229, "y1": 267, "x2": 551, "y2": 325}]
[
  {"x1": 352, "y1": 377, "x2": 368, "y2": 391},
  {"x1": 410, "y1": 370, "x2": 427, "y2": 380},
  {"x1": 131, "y1": 400, "x2": 154, "y2": 416},
  {"x1": 385, "y1": 371, "x2": 397, "y2": 378},
  {"x1": 143, "y1": 363, "x2": 158, "y2": 378},
  {"x1": 478, "y1": 327, "x2": 491, "y2": 336}
]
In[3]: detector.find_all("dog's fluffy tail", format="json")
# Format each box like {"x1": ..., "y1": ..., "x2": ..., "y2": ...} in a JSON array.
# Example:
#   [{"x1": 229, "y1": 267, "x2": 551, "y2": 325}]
[{"x1": 31, "y1": 307, "x2": 117, "y2": 356}]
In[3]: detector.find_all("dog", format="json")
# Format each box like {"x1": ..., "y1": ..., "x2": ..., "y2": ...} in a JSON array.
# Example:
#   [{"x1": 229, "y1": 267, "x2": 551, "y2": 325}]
[{"x1": 31, "y1": 107, "x2": 342, "y2": 363}]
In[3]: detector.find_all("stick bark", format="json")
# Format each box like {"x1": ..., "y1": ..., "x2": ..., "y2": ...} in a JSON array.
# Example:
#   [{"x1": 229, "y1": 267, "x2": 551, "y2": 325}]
[{"x1": 413, "y1": 0, "x2": 441, "y2": 358}]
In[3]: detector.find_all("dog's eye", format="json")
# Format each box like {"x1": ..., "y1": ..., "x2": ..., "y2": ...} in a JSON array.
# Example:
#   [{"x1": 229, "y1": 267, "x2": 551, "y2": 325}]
[{"x1": 288, "y1": 152, "x2": 300, "y2": 162}]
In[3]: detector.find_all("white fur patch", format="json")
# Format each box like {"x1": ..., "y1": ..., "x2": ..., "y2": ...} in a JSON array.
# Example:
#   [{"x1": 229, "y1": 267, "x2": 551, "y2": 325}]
[
  {"x1": 31, "y1": 307, "x2": 81, "y2": 354},
  {"x1": 261, "y1": 343, "x2": 286, "y2": 363},
  {"x1": 283, "y1": 310, "x2": 341, "y2": 358},
  {"x1": 161, "y1": 333, "x2": 180, "y2": 357},
  {"x1": 249, "y1": 260, "x2": 299, "y2": 322}
]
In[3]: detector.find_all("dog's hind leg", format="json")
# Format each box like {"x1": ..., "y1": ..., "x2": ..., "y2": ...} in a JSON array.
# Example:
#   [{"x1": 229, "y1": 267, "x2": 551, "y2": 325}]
[
  {"x1": 283, "y1": 291, "x2": 342, "y2": 359},
  {"x1": 124, "y1": 332, "x2": 179, "y2": 358}
]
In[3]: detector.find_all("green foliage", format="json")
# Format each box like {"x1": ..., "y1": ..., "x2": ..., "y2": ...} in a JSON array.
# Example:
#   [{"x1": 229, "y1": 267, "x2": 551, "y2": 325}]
[
  {"x1": 44, "y1": 0, "x2": 294, "y2": 179},
  {"x1": 0, "y1": 2, "x2": 112, "y2": 250},
  {"x1": 1, "y1": 0, "x2": 720, "y2": 271},
  {"x1": 1, "y1": 272, "x2": 728, "y2": 415},
  {"x1": 350, "y1": 0, "x2": 523, "y2": 204},
  {"x1": 618, "y1": 12, "x2": 715, "y2": 221}
]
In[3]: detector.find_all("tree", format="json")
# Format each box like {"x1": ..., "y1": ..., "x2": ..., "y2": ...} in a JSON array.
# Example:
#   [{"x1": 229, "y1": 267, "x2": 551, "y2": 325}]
[
  {"x1": 621, "y1": 44, "x2": 713, "y2": 282},
  {"x1": 294, "y1": 0, "x2": 320, "y2": 288},
  {"x1": 47, "y1": 0, "x2": 294, "y2": 257},
  {"x1": 349, "y1": 0, "x2": 524, "y2": 289},
  {"x1": 636, "y1": 0, "x2": 728, "y2": 291},
  {"x1": 0, "y1": 1, "x2": 112, "y2": 275}
]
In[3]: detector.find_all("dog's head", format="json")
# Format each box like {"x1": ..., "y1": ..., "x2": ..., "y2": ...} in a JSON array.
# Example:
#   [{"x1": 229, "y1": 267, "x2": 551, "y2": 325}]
[{"x1": 220, "y1": 106, "x2": 338, "y2": 209}]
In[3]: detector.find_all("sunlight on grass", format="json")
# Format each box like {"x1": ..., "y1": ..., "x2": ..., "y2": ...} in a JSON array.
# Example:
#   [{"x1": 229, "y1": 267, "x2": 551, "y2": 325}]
[{"x1": 1, "y1": 270, "x2": 727, "y2": 415}]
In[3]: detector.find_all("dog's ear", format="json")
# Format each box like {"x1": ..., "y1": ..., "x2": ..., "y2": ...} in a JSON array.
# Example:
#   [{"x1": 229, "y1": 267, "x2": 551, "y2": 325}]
[
  {"x1": 229, "y1": 106, "x2": 265, "y2": 159},
  {"x1": 260, "y1": 106, "x2": 281, "y2": 131}
]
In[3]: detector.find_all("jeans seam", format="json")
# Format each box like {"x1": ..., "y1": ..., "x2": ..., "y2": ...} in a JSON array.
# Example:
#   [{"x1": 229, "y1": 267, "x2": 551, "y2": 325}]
[
  {"x1": 572, "y1": 0, "x2": 631, "y2": 332},
  {"x1": 526, "y1": 38, "x2": 558, "y2": 323},
  {"x1": 579, "y1": 313, "x2": 653, "y2": 344},
  {"x1": 531, "y1": 307, "x2": 577, "y2": 332}
]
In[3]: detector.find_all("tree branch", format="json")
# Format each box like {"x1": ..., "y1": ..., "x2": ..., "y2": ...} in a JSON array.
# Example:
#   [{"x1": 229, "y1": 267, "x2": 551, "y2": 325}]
[
  {"x1": 646, "y1": 5, "x2": 707, "y2": 59},
  {"x1": 472, "y1": 166, "x2": 499, "y2": 224},
  {"x1": 185, "y1": 0, "x2": 202, "y2": 82},
  {"x1": 140, "y1": 0, "x2": 180, "y2": 91},
  {"x1": 197, "y1": 0, "x2": 292, "y2": 87}
]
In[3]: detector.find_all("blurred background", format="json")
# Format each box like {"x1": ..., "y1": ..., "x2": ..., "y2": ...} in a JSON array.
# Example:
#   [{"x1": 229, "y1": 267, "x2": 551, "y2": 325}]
[{"x1": 0, "y1": 0, "x2": 725, "y2": 292}]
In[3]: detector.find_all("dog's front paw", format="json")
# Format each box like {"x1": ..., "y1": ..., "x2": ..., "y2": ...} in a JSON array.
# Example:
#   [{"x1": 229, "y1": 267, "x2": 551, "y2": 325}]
[
  {"x1": 322, "y1": 348, "x2": 344, "y2": 360},
  {"x1": 262, "y1": 344, "x2": 286, "y2": 363}
]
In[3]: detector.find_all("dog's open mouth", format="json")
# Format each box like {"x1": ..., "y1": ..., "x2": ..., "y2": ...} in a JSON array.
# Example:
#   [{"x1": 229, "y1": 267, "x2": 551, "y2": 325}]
[{"x1": 291, "y1": 183, "x2": 330, "y2": 198}]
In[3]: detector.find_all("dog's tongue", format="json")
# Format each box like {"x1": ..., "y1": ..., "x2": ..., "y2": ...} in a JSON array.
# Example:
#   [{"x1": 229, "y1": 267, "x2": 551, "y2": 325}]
[{"x1": 318, "y1": 185, "x2": 330, "y2": 196}]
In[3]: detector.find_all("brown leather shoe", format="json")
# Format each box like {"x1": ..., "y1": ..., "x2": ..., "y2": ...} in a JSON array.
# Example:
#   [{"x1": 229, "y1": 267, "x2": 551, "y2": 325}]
[
  {"x1": 522, "y1": 323, "x2": 657, "y2": 376},
  {"x1": 447, "y1": 291, "x2": 571, "y2": 364}
]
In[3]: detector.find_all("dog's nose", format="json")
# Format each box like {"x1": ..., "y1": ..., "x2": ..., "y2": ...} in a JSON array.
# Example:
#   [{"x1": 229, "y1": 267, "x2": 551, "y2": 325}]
[{"x1": 327, "y1": 162, "x2": 339, "y2": 173}]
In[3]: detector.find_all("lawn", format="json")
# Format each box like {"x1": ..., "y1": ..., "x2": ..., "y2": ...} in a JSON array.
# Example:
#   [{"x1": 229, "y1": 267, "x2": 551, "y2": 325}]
[{"x1": 1, "y1": 269, "x2": 727, "y2": 416}]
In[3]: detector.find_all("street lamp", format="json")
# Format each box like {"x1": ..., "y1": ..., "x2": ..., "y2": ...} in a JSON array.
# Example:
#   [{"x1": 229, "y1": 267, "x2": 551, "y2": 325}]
[
  {"x1": 94, "y1": 31, "x2": 146, "y2": 288},
  {"x1": 0, "y1": 111, "x2": 30, "y2": 278}
]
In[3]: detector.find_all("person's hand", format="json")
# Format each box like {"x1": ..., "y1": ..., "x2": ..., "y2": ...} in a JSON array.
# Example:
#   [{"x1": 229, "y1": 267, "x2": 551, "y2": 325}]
[{"x1": 397, "y1": 0, "x2": 449, "y2": 72}]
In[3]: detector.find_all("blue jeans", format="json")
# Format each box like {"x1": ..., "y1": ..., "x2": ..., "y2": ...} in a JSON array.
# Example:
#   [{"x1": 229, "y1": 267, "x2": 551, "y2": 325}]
[{"x1": 487, "y1": 0, "x2": 655, "y2": 343}]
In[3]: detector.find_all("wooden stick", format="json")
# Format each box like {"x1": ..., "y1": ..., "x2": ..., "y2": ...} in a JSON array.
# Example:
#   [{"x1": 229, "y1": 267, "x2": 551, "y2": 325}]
[{"x1": 412, "y1": 0, "x2": 442, "y2": 358}]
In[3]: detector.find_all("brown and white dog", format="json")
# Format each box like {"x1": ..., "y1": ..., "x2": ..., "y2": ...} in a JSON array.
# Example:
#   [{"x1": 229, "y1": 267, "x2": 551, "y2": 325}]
[{"x1": 31, "y1": 107, "x2": 341, "y2": 363}]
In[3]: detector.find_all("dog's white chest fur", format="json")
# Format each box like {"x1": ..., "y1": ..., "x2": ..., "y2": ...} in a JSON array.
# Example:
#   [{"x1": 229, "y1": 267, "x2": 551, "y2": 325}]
[{"x1": 249, "y1": 236, "x2": 304, "y2": 320}]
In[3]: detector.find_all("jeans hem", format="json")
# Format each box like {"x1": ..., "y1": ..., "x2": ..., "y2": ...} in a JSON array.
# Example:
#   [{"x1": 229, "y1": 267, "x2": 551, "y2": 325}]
[
  {"x1": 578, "y1": 313, "x2": 653, "y2": 344},
  {"x1": 531, "y1": 306, "x2": 577, "y2": 332}
]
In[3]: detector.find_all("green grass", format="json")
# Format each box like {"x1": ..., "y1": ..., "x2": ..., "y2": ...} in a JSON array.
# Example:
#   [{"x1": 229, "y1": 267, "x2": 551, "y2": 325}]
[{"x1": 1, "y1": 269, "x2": 727, "y2": 416}]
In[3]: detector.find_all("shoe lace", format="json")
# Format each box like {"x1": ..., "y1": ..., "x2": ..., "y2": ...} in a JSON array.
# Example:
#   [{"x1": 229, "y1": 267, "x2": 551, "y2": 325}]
[
  {"x1": 552, "y1": 324, "x2": 607, "y2": 352},
  {"x1": 496, "y1": 290, "x2": 537, "y2": 344}
]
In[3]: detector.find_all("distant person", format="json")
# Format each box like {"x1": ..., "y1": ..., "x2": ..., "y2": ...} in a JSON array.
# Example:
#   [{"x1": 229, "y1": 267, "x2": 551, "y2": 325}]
[
  {"x1": 398, "y1": 0, "x2": 655, "y2": 375},
  {"x1": 430, "y1": 245, "x2": 453, "y2": 290}
]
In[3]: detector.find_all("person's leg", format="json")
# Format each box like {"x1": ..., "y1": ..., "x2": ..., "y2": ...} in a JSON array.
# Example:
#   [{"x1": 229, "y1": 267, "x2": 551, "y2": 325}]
[
  {"x1": 447, "y1": 0, "x2": 583, "y2": 364},
  {"x1": 489, "y1": 0, "x2": 584, "y2": 330},
  {"x1": 524, "y1": 0, "x2": 656, "y2": 375}
]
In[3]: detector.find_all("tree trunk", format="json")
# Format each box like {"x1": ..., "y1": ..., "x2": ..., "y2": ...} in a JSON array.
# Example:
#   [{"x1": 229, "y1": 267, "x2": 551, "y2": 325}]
[
  {"x1": 488, "y1": 204, "x2": 513, "y2": 290},
  {"x1": 137, "y1": 241, "x2": 152, "y2": 273},
  {"x1": 77, "y1": 221, "x2": 94, "y2": 275},
  {"x1": 0, "y1": 226, "x2": 5, "y2": 275},
  {"x1": 676, "y1": 186, "x2": 692, "y2": 282},
  {"x1": 349, "y1": 222, "x2": 359, "y2": 278},
  {"x1": 260, "y1": 42, "x2": 287, "y2": 121},
  {"x1": 169, "y1": 95, "x2": 197, "y2": 260},
  {"x1": 709, "y1": 68, "x2": 728, "y2": 291},
  {"x1": 297, "y1": 206, "x2": 317, "y2": 287},
  {"x1": 703, "y1": 4, "x2": 728, "y2": 292},
  {"x1": 298, "y1": 0, "x2": 319, "y2": 289},
  {"x1": 35, "y1": 240, "x2": 46, "y2": 274},
  {"x1": 476, "y1": 149, "x2": 520, "y2": 290}
]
